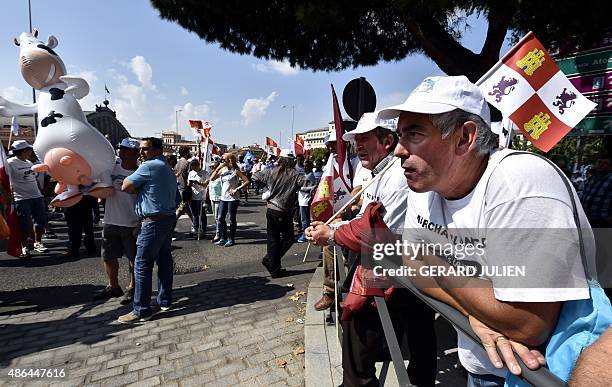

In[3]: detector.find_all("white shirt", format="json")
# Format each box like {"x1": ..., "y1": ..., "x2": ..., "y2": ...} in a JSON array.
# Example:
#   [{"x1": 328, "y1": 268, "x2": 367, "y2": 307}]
[
  {"x1": 104, "y1": 159, "x2": 139, "y2": 227},
  {"x1": 402, "y1": 149, "x2": 592, "y2": 376},
  {"x1": 333, "y1": 155, "x2": 408, "y2": 235},
  {"x1": 219, "y1": 168, "x2": 241, "y2": 201},
  {"x1": 188, "y1": 169, "x2": 210, "y2": 201},
  {"x1": 352, "y1": 159, "x2": 372, "y2": 188},
  {"x1": 7, "y1": 157, "x2": 42, "y2": 201}
]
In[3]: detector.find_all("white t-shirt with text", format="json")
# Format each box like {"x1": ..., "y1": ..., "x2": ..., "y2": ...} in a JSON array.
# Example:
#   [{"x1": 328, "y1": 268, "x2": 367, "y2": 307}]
[
  {"x1": 402, "y1": 149, "x2": 592, "y2": 376},
  {"x1": 7, "y1": 157, "x2": 42, "y2": 201}
]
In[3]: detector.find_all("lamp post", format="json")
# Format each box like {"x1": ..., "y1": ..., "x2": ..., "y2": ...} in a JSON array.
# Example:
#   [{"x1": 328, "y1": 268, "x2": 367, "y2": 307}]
[
  {"x1": 282, "y1": 105, "x2": 294, "y2": 147},
  {"x1": 175, "y1": 108, "x2": 183, "y2": 139}
]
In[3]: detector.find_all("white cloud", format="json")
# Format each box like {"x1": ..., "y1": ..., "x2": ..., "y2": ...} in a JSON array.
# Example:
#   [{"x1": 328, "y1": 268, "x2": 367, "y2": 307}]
[
  {"x1": 130, "y1": 56, "x2": 156, "y2": 90},
  {"x1": 180, "y1": 87, "x2": 189, "y2": 96},
  {"x1": 168, "y1": 102, "x2": 213, "y2": 137},
  {"x1": 377, "y1": 91, "x2": 408, "y2": 110},
  {"x1": 0, "y1": 86, "x2": 28, "y2": 103},
  {"x1": 253, "y1": 60, "x2": 299, "y2": 76},
  {"x1": 241, "y1": 91, "x2": 278, "y2": 125}
]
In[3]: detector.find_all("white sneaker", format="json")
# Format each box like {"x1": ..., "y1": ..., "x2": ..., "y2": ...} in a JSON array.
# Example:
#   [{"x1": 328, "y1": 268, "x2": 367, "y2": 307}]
[
  {"x1": 33, "y1": 242, "x2": 48, "y2": 253},
  {"x1": 20, "y1": 246, "x2": 30, "y2": 258}
]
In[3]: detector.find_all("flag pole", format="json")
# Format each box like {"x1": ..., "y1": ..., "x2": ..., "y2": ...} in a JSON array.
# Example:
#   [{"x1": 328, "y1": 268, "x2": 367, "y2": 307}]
[
  {"x1": 333, "y1": 246, "x2": 340, "y2": 350},
  {"x1": 476, "y1": 31, "x2": 534, "y2": 86},
  {"x1": 302, "y1": 242, "x2": 311, "y2": 263}
]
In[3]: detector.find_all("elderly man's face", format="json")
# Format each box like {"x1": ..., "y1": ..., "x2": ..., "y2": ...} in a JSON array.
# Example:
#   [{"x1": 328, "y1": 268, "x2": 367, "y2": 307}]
[
  {"x1": 394, "y1": 112, "x2": 455, "y2": 193},
  {"x1": 354, "y1": 131, "x2": 389, "y2": 170}
]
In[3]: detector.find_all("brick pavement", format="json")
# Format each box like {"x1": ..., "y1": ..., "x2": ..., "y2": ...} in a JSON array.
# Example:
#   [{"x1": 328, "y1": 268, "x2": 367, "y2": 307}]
[{"x1": 0, "y1": 263, "x2": 317, "y2": 386}]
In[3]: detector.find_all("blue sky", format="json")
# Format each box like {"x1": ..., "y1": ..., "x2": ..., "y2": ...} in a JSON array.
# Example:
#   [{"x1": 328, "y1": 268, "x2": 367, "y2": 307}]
[{"x1": 0, "y1": 1, "x2": 512, "y2": 148}]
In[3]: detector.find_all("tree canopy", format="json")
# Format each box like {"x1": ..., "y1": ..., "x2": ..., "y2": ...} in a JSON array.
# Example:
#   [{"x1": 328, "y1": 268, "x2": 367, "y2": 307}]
[{"x1": 150, "y1": 0, "x2": 608, "y2": 81}]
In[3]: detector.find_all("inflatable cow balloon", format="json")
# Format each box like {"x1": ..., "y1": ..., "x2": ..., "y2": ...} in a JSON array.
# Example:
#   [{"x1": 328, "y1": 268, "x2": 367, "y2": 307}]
[{"x1": 0, "y1": 29, "x2": 115, "y2": 207}]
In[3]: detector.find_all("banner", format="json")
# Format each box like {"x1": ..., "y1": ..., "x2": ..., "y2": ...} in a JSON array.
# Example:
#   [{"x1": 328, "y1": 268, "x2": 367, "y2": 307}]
[
  {"x1": 202, "y1": 121, "x2": 212, "y2": 137},
  {"x1": 331, "y1": 84, "x2": 352, "y2": 189},
  {"x1": 10, "y1": 116, "x2": 20, "y2": 136},
  {"x1": 294, "y1": 134, "x2": 304, "y2": 155},
  {"x1": 310, "y1": 155, "x2": 352, "y2": 222},
  {"x1": 0, "y1": 139, "x2": 22, "y2": 256},
  {"x1": 478, "y1": 31, "x2": 596, "y2": 152},
  {"x1": 266, "y1": 136, "x2": 278, "y2": 148}
]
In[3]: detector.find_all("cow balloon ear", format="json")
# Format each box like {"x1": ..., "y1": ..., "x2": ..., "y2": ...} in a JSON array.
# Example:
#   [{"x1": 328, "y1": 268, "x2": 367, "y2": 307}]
[
  {"x1": 47, "y1": 35, "x2": 58, "y2": 49},
  {"x1": 14, "y1": 38, "x2": 20, "y2": 46},
  {"x1": 32, "y1": 28, "x2": 39, "y2": 38}
]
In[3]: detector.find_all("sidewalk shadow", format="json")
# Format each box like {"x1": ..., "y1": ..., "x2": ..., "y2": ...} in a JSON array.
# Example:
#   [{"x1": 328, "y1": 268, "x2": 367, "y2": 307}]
[{"x1": 0, "y1": 275, "x2": 295, "y2": 366}]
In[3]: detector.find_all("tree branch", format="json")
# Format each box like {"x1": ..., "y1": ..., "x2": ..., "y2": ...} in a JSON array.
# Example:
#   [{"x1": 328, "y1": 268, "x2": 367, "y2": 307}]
[{"x1": 480, "y1": 1, "x2": 517, "y2": 61}]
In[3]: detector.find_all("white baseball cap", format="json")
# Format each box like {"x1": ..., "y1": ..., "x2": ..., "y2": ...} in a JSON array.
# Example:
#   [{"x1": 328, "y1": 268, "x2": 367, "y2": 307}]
[
  {"x1": 342, "y1": 112, "x2": 398, "y2": 141},
  {"x1": 377, "y1": 76, "x2": 491, "y2": 126},
  {"x1": 11, "y1": 140, "x2": 33, "y2": 150}
]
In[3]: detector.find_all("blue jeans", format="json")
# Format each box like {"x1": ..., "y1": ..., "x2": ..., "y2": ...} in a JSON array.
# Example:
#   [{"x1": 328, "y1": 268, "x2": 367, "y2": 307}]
[
  {"x1": 133, "y1": 215, "x2": 176, "y2": 317},
  {"x1": 299, "y1": 206, "x2": 310, "y2": 234},
  {"x1": 218, "y1": 200, "x2": 239, "y2": 242},
  {"x1": 467, "y1": 372, "x2": 506, "y2": 387},
  {"x1": 189, "y1": 200, "x2": 207, "y2": 231},
  {"x1": 211, "y1": 201, "x2": 220, "y2": 236}
]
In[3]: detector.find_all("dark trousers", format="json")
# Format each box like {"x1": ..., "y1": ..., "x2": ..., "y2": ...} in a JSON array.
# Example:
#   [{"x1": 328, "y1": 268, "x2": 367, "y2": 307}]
[
  {"x1": 188, "y1": 200, "x2": 207, "y2": 232},
  {"x1": 342, "y1": 290, "x2": 437, "y2": 387},
  {"x1": 218, "y1": 200, "x2": 239, "y2": 242},
  {"x1": 65, "y1": 196, "x2": 96, "y2": 252},
  {"x1": 262, "y1": 208, "x2": 294, "y2": 275}
]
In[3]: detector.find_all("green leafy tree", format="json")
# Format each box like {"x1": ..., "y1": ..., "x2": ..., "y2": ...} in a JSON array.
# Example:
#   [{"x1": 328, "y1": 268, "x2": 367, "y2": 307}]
[
  {"x1": 308, "y1": 147, "x2": 327, "y2": 161},
  {"x1": 150, "y1": 0, "x2": 607, "y2": 82}
]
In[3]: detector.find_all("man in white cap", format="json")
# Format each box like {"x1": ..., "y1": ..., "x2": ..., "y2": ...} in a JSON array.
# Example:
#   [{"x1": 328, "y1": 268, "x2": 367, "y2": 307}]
[
  {"x1": 93, "y1": 138, "x2": 140, "y2": 304},
  {"x1": 306, "y1": 113, "x2": 437, "y2": 386},
  {"x1": 382, "y1": 75, "x2": 601, "y2": 385},
  {"x1": 7, "y1": 140, "x2": 47, "y2": 258}
]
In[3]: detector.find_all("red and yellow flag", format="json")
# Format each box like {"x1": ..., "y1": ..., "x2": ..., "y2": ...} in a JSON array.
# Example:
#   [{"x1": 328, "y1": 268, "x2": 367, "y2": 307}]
[
  {"x1": 266, "y1": 136, "x2": 278, "y2": 147},
  {"x1": 294, "y1": 134, "x2": 304, "y2": 155},
  {"x1": 189, "y1": 120, "x2": 203, "y2": 129},
  {"x1": 478, "y1": 32, "x2": 596, "y2": 151}
]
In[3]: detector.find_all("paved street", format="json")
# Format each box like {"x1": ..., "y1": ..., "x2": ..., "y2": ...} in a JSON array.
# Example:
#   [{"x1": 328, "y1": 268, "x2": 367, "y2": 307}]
[
  {"x1": 0, "y1": 195, "x2": 462, "y2": 386},
  {"x1": 0, "y1": 197, "x2": 318, "y2": 386}
]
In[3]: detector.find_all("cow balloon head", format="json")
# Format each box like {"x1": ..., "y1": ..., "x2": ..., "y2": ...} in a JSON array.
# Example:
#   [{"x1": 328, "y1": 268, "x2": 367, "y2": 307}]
[{"x1": 14, "y1": 29, "x2": 66, "y2": 90}]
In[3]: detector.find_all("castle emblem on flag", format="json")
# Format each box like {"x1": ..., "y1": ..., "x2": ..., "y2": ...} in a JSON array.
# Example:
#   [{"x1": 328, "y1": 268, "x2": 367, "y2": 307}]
[
  {"x1": 552, "y1": 88, "x2": 577, "y2": 114},
  {"x1": 488, "y1": 76, "x2": 518, "y2": 102},
  {"x1": 516, "y1": 48, "x2": 546, "y2": 76},
  {"x1": 318, "y1": 181, "x2": 331, "y2": 199},
  {"x1": 312, "y1": 201, "x2": 329, "y2": 218},
  {"x1": 525, "y1": 112, "x2": 552, "y2": 139}
]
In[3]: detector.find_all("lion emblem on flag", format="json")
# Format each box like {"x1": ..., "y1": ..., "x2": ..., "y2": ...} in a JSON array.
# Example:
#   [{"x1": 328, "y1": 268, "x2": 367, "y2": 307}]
[
  {"x1": 552, "y1": 88, "x2": 577, "y2": 114},
  {"x1": 488, "y1": 76, "x2": 518, "y2": 102}
]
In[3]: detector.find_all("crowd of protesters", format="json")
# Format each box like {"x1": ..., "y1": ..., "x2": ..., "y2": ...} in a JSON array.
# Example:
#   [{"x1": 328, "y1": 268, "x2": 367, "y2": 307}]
[{"x1": 1, "y1": 75, "x2": 610, "y2": 385}]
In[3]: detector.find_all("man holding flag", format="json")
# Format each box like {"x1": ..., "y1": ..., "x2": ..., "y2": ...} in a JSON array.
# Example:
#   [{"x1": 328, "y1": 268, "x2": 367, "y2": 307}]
[{"x1": 306, "y1": 112, "x2": 437, "y2": 386}]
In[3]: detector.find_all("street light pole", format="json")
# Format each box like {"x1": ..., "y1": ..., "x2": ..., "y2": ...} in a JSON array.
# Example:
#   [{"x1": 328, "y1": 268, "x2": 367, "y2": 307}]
[
  {"x1": 290, "y1": 105, "x2": 295, "y2": 143},
  {"x1": 282, "y1": 105, "x2": 295, "y2": 147},
  {"x1": 175, "y1": 108, "x2": 183, "y2": 138}
]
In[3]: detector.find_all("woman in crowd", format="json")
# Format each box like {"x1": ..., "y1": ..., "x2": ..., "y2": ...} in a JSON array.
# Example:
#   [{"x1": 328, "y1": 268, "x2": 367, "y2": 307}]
[
  {"x1": 208, "y1": 159, "x2": 222, "y2": 242},
  {"x1": 209, "y1": 153, "x2": 249, "y2": 247}
]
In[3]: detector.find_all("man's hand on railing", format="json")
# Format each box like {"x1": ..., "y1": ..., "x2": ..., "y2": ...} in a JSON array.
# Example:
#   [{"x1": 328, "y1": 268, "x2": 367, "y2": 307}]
[{"x1": 468, "y1": 315, "x2": 547, "y2": 376}]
